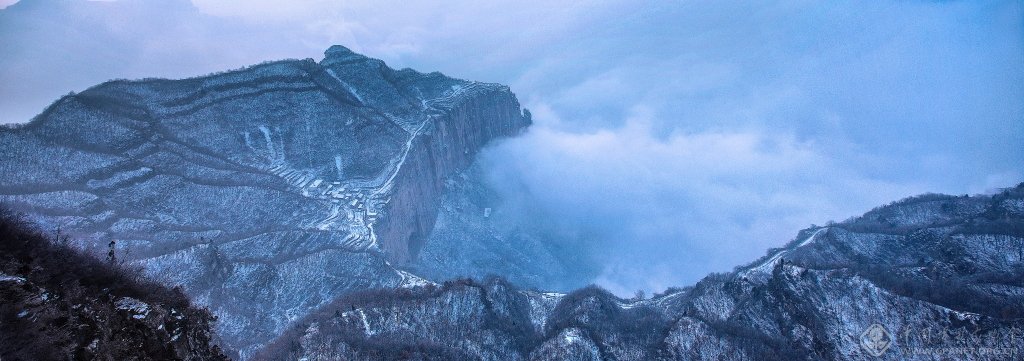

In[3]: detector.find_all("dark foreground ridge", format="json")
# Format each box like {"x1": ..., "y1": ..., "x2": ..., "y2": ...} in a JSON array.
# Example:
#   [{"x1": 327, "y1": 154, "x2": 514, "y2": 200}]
[
  {"x1": 258, "y1": 184, "x2": 1024, "y2": 361},
  {"x1": 0, "y1": 209, "x2": 228, "y2": 360}
]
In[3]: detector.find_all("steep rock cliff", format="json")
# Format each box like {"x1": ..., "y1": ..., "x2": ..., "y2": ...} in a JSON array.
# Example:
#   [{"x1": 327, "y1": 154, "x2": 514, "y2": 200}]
[
  {"x1": 0, "y1": 45, "x2": 530, "y2": 357},
  {"x1": 409, "y1": 161, "x2": 585, "y2": 290}
]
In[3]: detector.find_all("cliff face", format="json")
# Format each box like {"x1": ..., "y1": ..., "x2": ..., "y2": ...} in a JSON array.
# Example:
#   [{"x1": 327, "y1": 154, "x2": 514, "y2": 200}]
[
  {"x1": 0, "y1": 45, "x2": 530, "y2": 357},
  {"x1": 263, "y1": 184, "x2": 1024, "y2": 361},
  {"x1": 409, "y1": 161, "x2": 584, "y2": 290},
  {"x1": 372, "y1": 83, "x2": 530, "y2": 263}
]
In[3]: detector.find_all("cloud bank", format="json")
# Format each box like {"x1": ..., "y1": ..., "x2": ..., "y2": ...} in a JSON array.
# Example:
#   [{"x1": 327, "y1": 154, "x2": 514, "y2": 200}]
[
  {"x1": 1, "y1": 0, "x2": 1021, "y2": 294},
  {"x1": 481, "y1": 106, "x2": 932, "y2": 293}
]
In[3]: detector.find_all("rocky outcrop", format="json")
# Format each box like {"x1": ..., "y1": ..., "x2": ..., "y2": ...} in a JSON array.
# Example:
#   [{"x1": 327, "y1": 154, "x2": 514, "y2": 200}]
[
  {"x1": 262, "y1": 184, "x2": 1024, "y2": 360},
  {"x1": 0, "y1": 45, "x2": 530, "y2": 357}
]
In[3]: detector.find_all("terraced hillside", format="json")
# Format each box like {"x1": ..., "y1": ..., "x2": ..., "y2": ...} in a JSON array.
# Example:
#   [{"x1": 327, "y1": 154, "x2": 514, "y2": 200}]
[{"x1": 0, "y1": 45, "x2": 531, "y2": 357}]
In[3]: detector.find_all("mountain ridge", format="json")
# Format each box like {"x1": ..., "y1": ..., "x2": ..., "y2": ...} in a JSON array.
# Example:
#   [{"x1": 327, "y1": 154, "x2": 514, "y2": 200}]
[
  {"x1": 3, "y1": 44, "x2": 1021, "y2": 360},
  {"x1": 0, "y1": 208, "x2": 229, "y2": 360},
  {"x1": 261, "y1": 184, "x2": 1024, "y2": 360},
  {"x1": 0, "y1": 45, "x2": 531, "y2": 358}
]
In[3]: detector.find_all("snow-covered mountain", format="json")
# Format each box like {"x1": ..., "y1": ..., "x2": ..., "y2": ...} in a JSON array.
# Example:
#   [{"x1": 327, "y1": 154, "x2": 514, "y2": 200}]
[
  {"x1": 0, "y1": 45, "x2": 531, "y2": 357},
  {"x1": 3, "y1": 44, "x2": 1022, "y2": 360},
  {"x1": 260, "y1": 185, "x2": 1024, "y2": 360}
]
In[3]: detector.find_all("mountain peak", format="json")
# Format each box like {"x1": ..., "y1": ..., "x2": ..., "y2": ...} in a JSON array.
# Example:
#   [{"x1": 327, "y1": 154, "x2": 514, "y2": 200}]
[
  {"x1": 0, "y1": 47, "x2": 530, "y2": 357},
  {"x1": 323, "y1": 44, "x2": 368, "y2": 64}
]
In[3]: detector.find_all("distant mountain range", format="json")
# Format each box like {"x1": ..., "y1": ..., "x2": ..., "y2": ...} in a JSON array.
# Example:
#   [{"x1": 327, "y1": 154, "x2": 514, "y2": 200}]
[
  {"x1": 1, "y1": 46, "x2": 1021, "y2": 360},
  {"x1": 261, "y1": 186, "x2": 1024, "y2": 360}
]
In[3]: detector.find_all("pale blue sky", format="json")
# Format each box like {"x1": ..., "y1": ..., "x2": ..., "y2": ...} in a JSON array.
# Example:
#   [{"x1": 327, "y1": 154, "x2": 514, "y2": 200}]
[{"x1": 1, "y1": 0, "x2": 1021, "y2": 294}]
